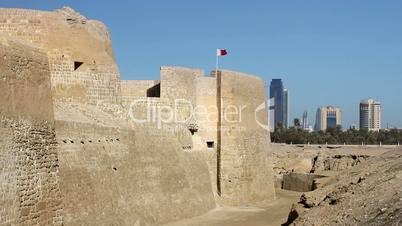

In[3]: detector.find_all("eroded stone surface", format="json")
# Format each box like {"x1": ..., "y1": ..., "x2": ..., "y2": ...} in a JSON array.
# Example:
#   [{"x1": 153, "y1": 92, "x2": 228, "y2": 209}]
[{"x1": 0, "y1": 37, "x2": 62, "y2": 226}]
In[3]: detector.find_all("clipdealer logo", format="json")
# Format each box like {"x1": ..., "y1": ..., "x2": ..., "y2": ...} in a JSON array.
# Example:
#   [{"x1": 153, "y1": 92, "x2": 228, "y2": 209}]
[
  {"x1": 127, "y1": 98, "x2": 270, "y2": 131},
  {"x1": 255, "y1": 100, "x2": 270, "y2": 131}
]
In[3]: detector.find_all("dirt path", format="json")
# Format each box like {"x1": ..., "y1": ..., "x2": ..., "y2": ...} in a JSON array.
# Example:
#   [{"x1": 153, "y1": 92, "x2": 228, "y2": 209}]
[{"x1": 163, "y1": 189, "x2": 301, "y2": 226}]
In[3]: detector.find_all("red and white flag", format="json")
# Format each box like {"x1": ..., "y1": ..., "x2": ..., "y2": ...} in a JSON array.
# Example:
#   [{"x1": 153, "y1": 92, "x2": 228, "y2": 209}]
[{"x1": 217, "y1": 49, "x2": 228, "y2": 56}]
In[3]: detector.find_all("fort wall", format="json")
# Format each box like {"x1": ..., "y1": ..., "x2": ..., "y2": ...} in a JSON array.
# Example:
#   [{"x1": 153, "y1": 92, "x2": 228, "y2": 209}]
[
  {"x1": 0, "y1": 7, "x2": 121, "y2": 105},
  {"x1": 0, "y1": 37, "x2": 63, "y2": 225},
  {"x1": 121, "y1": 80, "x2": 160, "y2": 101},
  {"x1": 218, "y1": 70, "x2": 275, "y2": 205},
  {"x1": 160, "y1": 66, "x2": 203, "y2": 102},
  {"x1": 54, "y1": 121, "x2": 215, "y2": 225},
  {"x1": 193, "y1": 76, "x2": 219, "y2": 195},
  {"x1": 0, "y1": 6, "x2": 275, "y2": 226}
]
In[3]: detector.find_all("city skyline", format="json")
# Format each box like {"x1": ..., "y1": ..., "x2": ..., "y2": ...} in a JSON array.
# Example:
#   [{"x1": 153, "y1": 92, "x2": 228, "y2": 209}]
[
  {"x1": 291, "y1": 97, "x2": 385, "y2": 131},
  {"x1": 2, "y1": 0, "x2": 402, "y2": 128}
]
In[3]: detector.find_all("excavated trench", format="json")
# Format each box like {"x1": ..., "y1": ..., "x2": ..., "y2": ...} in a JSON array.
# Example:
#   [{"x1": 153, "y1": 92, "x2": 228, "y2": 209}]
[
  {"x1": 281, "y1": 154, "x2": 370, "y2": 192},
  {"x1": 280, "y1": 153, "x2": 374, "y2": 225},
  {"x1": 282, "y1": 173, "x2": 326, "y2": 192}
]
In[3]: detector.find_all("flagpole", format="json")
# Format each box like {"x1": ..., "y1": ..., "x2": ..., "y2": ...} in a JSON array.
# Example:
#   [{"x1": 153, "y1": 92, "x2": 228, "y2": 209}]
[
  {"x1": 215, "y1": 50, "x2": 219, "y2": 75},
  {"x1": 216, "y1": 48, "x2": 221, "y2": 196}
]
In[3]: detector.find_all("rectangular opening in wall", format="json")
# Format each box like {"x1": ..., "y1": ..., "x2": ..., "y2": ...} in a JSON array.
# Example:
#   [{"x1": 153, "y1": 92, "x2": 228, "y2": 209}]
[
  {"x1": 147, "y1": 83, "x2": 160, "y2": 97},
  {"x1": 74, "y1": 61, "x2": 84, "y2": 71},
  {"x1": 207, "y1": 141, "x2": 214, "y2": 148}
]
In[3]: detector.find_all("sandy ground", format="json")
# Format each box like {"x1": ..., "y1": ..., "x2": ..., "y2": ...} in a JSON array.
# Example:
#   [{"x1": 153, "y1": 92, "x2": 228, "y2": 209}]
[
  {"x1": 164, "y1": 146, "x2": 402, "y2": 226},
  {"x1": 162, "y1": 189, "x2": 302, "y2": 226}
]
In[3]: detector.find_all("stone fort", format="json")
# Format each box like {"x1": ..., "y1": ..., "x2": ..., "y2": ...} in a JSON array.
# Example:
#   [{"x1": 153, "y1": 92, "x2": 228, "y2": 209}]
[{"x1": 0, "y1": 7, "x2": 275, "y2": 225}]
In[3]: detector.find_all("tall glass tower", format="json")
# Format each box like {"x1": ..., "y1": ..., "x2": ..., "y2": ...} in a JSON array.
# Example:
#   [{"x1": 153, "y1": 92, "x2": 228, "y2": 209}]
[
  {"x1": 283, "y1": 89, "x2": 289, "y2": 128},
  {"x1": 270, "y1": 79, "x2": 288, "y2": 128}
]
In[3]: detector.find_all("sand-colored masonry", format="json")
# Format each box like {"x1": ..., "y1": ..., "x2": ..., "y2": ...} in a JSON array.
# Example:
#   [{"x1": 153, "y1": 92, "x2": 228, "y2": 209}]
[{"x1": 0, "y1": 7, "x2": 275, "y2": 225}]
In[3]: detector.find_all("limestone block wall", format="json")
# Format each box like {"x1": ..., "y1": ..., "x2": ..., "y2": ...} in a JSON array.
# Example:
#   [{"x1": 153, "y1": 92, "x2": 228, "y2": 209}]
[
  {"x1": 54, "y1": 120, "x2": 215, "y2": 225},
  {"x1": 121, "y1": 80, "x2": 160, "y2": 104},
  {"x1": 193, "y1": 76, "x2": 219, "y2": 195},
  {"x1": 0, "y1": 7, "x2": 121, "y2": 105},
  {"x1": 0, "y1": 8, "x2": 49, "y2": 45},
  {"x1": 49, "y1": 86, "x2": 215, "y2": 225},
  {"x1": 160, "y1": 66, "x2": 203, "y2": 103},
  {"x1": 218, "y1": 70, "x2": 275, "y2": 206},
  {"x1": 0, "y1": 37, "x2": 63, "y2": 225},
  {"x1": 194, "y1": 76, "x2": 218, "y2": 143},
  {"x1": 0, "y1": 37, "x2": 53, "y2": 121},
  {"x1": 0, "y1": 120, "x2": 63, "y2": 225},
  {"x1": 49, "y1": 52, "x2": 121, "y2": 104},
  {"x1": 124, "y1": 97, "x2": 194, "y2": 148}
]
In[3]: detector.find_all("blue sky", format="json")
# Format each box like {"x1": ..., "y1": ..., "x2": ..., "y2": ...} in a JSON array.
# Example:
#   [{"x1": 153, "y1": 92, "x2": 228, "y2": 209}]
[{"x1": 2, "y1": 0, "x2": 402, "y2": 128}]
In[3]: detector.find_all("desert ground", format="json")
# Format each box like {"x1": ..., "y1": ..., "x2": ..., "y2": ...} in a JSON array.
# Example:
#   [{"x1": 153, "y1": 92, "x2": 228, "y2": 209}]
[{"x1": 165, "y1": 144, "x2": 402, "y2": 226}]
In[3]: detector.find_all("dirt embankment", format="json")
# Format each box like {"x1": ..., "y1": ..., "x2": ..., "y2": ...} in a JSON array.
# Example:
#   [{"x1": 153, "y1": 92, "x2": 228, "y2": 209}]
[
  {"x1": 274, "y1": 144, "x2": 402, "y2": 226},
  {"x1": 272, "y1": 144, "x2": 391, "y2": 189}
]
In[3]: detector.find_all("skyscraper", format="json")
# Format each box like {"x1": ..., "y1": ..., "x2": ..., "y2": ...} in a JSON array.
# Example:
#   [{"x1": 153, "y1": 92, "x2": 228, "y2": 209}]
[
  {"x1": 360, "y1": 98, "x2": 381, "y2": 131},
  {"x1": 293, "y1": 118, "x2": 301, "y2": 128},
  {"x1": 314, "y1": 106, "x2": 342, "y2": 131},
  {"x1": 270, "y1": 79, "x2": 288, "y2": 128},
  {"x1": 283, "y1": 89, "x2": 289, "y2": 128},
  {"x1": 302, "y1": 110, "x2": 308, "y2": 130}
]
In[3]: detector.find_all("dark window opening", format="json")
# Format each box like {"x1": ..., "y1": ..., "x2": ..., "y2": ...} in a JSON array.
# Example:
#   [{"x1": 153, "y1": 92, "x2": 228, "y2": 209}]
[
  {"x1": 207, "y1": 141, "x2": 214, "y2": 148},
  {"x1": 147, "y1": 83, "x2": 160, "y2": 97},
  {"x1": 74, "y1": 61, "x2": 83, "y2": 71}
]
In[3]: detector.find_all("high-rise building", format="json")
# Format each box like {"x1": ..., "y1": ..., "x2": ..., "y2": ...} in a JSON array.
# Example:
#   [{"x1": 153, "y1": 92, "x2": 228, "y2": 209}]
[
  {"x1": 360, "y1": 98, "x2": 381, "y2": 131},
  {"x1": 314, "y1": 106, "x2": 342, "y2": 131},
  {"x1": 283, "y1": 89, "x2": 289, "y2": 128},
  {"x1": 293, "y1": 118, "x2": 301, "y2": 128},
  {"x1": 302, "y1": 110, "x2": 308, "y2": 130},
  {"x1": 270, "y1": 79, "x2": 289, "y2": 128}
]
